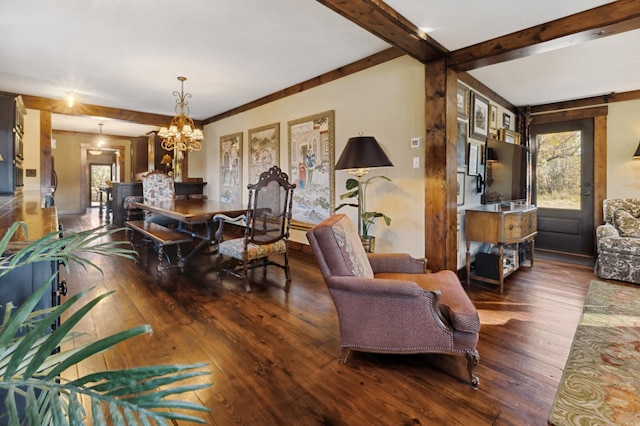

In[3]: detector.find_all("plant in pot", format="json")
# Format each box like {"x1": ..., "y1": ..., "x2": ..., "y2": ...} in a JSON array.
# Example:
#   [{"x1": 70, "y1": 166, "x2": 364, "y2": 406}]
[
  {"x1": 0, "y1": 222, "x2": 210, "y2": 424},
  {"x1": 335, "y1": 175, "x2": 391, "y2": 253}
]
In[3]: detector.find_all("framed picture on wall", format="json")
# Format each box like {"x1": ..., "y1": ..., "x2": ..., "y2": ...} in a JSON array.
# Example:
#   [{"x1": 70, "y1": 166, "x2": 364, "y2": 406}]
[
  {"x1": 470, "y1": 92, "x2": 489, "y2": 141},
  {"x1": 457, "y1": 119, "x2": 467, "y2": 166},
  {"x1": 248, "y1": 123, "x2": 280, "y2": 184},
  {"x1": 287, "y1": 110, "x2": 335, "y2": 230},
  {"x1": 489, "y1": 104, "x2": 498, "y2": 130},
  {"x1": 468, "y1": 142, "x2": 480, "y2": 176},
  {"x1": 457, "y1": 85, "x2": 469, "y2": 119},
  {"x1": 219, "y1": 132, "x2": 243, "y2": 203},
  {"x1": 457, "y1": 172, "x2": 465, "y2": 205},
  {"x1": 503, "y1": 113, "x2": 511, "y2": 130}
]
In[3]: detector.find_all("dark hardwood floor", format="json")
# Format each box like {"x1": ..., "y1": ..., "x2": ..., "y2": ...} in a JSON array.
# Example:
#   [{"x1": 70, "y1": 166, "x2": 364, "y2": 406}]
[{"x1": 59, "y1": 210, "x2": 598, "y2": 425}]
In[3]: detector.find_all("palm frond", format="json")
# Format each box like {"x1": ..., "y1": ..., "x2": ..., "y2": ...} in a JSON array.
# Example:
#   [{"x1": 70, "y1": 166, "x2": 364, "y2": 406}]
[{"x1": 0, "y1": 223, "x2": 211, "y2": 424}]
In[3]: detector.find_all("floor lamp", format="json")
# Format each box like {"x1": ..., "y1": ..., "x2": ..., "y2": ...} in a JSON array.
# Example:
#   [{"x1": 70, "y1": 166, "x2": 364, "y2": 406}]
[{"x1": 335, "y1": 135, "x2": 393, "y2": 237}]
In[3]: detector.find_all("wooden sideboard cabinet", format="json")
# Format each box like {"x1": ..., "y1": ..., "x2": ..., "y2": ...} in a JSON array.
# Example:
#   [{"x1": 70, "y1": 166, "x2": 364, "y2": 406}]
[{"x1": 465, "y1": 204, "x2": 537, "y2": 293}]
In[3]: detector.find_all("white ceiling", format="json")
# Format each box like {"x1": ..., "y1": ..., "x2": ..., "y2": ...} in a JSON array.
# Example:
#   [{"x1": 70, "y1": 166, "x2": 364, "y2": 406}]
[{"x1": 0, "y1": 0, "x2": 635, "y2": 137}]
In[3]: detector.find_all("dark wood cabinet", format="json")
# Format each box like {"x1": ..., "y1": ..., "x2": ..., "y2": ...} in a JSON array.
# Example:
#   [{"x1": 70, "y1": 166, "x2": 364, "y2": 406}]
[
  {"x1": 131, "y1": 136, "x2": 149, "y2": 180},
  {"x1": 111, "y1": 181, "x2": 207, "y2": 226},
  {"x1": 0, "y1": 193, "x2": 62, "y2": 315},
  {"x1": 0, "y1": 192, "x2": 62, "y2": 424},
  {"x1": 0, "y1": 93, "x2": 26, "y2": 194}
]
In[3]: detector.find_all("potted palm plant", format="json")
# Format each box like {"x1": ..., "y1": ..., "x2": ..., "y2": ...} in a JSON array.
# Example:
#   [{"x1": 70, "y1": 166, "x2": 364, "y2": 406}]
[
  {"x1": 335, "y1": 175, "x2": 391, "y2": 252},
  {"x1": 0, "y1": 222, "x2": 210, "y2": 425}
]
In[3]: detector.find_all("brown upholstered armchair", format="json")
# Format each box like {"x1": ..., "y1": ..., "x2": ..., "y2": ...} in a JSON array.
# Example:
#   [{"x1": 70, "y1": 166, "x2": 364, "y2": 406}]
[{"x1": 306, "y1": 214, "x2": 481, "y2": 388}]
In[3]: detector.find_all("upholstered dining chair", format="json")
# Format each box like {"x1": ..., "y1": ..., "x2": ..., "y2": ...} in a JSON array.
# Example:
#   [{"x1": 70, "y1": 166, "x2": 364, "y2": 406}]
[
  {"x1": 214, "y1": 166, "x2": 296, "y2": 292},
  {"x1": 123, "y1": 195, "x2": 144, "y2": 221},
  {"x1": 306, "y1": 214, "x2": 481, "y2": 388},
  {"x1": 142, "y1": 171, "x2": 177, "y2": 227}
]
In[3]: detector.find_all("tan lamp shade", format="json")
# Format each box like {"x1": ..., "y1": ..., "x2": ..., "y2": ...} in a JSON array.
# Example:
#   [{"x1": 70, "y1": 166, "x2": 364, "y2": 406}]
[{"x1": 160, "y1": 154, "x2": 172, "y2": 165}]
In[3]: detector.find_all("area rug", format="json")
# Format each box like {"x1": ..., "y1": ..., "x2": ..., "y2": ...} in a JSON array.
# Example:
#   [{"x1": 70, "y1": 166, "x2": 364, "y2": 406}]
[{"x1": 549, "y1": 280, "x2": 640, "y2": 425}]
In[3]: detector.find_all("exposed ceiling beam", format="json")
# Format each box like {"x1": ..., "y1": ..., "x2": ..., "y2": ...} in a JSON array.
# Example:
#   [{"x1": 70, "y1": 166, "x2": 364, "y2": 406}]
[
  {"x1": 52, "y1": 128, "x2": 146, "y2": 141},
  {"x1": 21, "y1": 95, "x2": 192, "y2": 128},
  {"x1": 315, "y1": 0, "x2": 448, "y2": 63},
  {"x1": 449, "y1": 0, "x2": 640, "y2": 71}
]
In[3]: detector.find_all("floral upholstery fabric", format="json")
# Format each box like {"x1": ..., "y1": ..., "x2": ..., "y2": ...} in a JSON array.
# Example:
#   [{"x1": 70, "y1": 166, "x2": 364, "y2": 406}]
[
  {"x1": 122, "y1": 195, "x2": 143, "y2": 209},
  {"x1": 188, "y1": 194, "x2": 207, "y2": 199},
  {"x1": 142, "y1": 172, "x2": 175, "y2": 204},
  {"x1": 142, "y1": 172, "x2": 177, "y2": 227},
  {"x1": 612, "y1": 208, "x2": 640, "y2": 238},
  {"x1": 218, "y1": 238, "x2": 287, "y2": 260},
  {"x1": 595, "y1": 199, "x2": 640, "y2": 285},
  {"x1": 330, "y1": 215, "x2": 374, "y2": 279}
]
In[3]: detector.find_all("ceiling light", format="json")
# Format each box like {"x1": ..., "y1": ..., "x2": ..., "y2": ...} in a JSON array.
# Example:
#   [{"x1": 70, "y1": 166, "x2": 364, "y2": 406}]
[
  {"x1": 89, "y1": 123, "x2": 107, "y2": 155},
  {"x1": 97, "y1": 123, "x2": 106, "y2": 146},
  {"x1": 67, "y1": 92, "x2": 75, "y2": 108},
  {"x1": 158, "y1": 76, "x2": 204, "y2": 152}
]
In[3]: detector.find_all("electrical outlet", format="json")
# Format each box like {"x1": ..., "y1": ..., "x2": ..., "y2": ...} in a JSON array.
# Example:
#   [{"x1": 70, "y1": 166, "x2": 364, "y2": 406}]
[{"x1": 413, "y1": 157, "x2": 420, "y2": 168}]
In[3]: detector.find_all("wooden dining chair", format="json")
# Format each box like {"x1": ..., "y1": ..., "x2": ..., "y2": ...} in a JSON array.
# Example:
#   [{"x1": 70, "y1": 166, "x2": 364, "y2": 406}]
[
  {"x1": 214, "y1": 166, "x2": 296, "y2": 292},
  {"x1": 142, "y1": 171, "x2": 177, "y2": 227}
]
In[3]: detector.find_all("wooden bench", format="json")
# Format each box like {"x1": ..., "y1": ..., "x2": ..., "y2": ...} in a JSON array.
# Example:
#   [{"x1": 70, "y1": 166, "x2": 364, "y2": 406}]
[{"x1": 125, "y1": 220, "x2": 193, "y2": 276}]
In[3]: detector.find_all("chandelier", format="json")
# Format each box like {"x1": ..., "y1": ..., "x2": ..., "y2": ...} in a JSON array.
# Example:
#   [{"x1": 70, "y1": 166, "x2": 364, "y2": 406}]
[{"x1": 158, "y1": 76, "x2": 204, "y2": 152}]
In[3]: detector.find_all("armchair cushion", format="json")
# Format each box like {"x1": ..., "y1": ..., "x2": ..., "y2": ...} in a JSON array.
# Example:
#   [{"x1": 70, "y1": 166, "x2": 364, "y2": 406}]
[
  {"x1": 612, "y1": 208, "x2": 640, "y2": 238},
  {"x1": 219, "y1": 238, "x2": 287, "y2": 260},
  {"x1": 322, "y1": 214, "x2": 374, "y2": 278},
  {"x1": 598, "y1": 235, "x2": 640, "y2": 257}
]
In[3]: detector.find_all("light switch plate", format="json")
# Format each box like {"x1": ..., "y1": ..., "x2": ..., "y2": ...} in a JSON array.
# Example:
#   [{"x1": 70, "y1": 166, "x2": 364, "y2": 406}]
[{"x1": 413, "y1": 157, "x2": 420, "y2": 168}]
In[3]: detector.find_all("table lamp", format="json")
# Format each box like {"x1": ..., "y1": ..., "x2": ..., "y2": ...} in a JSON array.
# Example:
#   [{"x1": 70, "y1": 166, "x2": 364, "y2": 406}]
[
  {"x1": 160, "y1": 153, "x2": 172, "y2": 171},
  {"x1": 335, "y1": 135, "x2": 393, "y2": 237}
]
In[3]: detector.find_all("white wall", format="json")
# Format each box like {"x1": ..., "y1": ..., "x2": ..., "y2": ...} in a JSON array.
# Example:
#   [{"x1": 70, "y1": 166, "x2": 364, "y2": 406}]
[
  {"x1": 606, "y1": 99, "x2": 640, "y2": 199},
  {"x1": 201, "y1": 55, "x2": 427, "y2": 257}
]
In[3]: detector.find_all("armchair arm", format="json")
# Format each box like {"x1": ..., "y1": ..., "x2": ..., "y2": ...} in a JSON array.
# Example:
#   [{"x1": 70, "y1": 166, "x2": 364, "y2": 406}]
[
  {"x1": 327, "y1": 275, "x2": 425, "y2": 297},
  {"x1": 367, "y1": 253, "x2": 427, "y2": 274},
  {"x1": 213, "y1": 213, "x2": 247, "y2": 242},
  {"x1": 596, "y1": 223, "x2": 620, "y2": 241}
]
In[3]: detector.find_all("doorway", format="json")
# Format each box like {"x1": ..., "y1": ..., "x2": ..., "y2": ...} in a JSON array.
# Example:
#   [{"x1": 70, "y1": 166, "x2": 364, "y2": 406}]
[
  {"x1": 90, "y1": 163, "x2": 113, "y2": 207},
  {"x1": 530, "y1": 119, "x2": 594, "y2": 255}
]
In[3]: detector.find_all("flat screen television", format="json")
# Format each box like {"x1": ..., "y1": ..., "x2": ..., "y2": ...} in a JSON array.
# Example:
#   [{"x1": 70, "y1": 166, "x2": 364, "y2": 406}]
[{"x1": 483, "y1": 138, "x2": 528, "y2": 204}]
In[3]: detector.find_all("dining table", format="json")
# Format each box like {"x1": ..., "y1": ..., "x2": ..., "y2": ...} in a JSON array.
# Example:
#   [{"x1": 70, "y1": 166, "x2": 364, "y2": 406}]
[{"x1": 134, "y1": 198, "x2": 245, "y2": 267}]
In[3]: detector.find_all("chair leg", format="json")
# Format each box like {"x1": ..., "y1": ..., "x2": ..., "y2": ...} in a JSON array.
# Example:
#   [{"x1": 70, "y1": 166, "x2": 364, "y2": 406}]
[
  {"x1": 216, "y1": 253, "x2": 224, "y2": 282},
  {"x1": 338, "y1": 347, "x2": 351, "y2": 364},
  {"x1": 284, "y1": 251, "x2": 291, "y2": 281},
  {"x1": 176, "y1": 244, "x2": 183, "y2": 273},
  {"x1": 466, "y1": 349, "x2": 480, "y2": 390},
  {"x1": 156, "y1": 246, "x2": 165, "y2": 277},
  {"x1": 243, "y1": 259, "x2": 251, "y2": 293}
]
